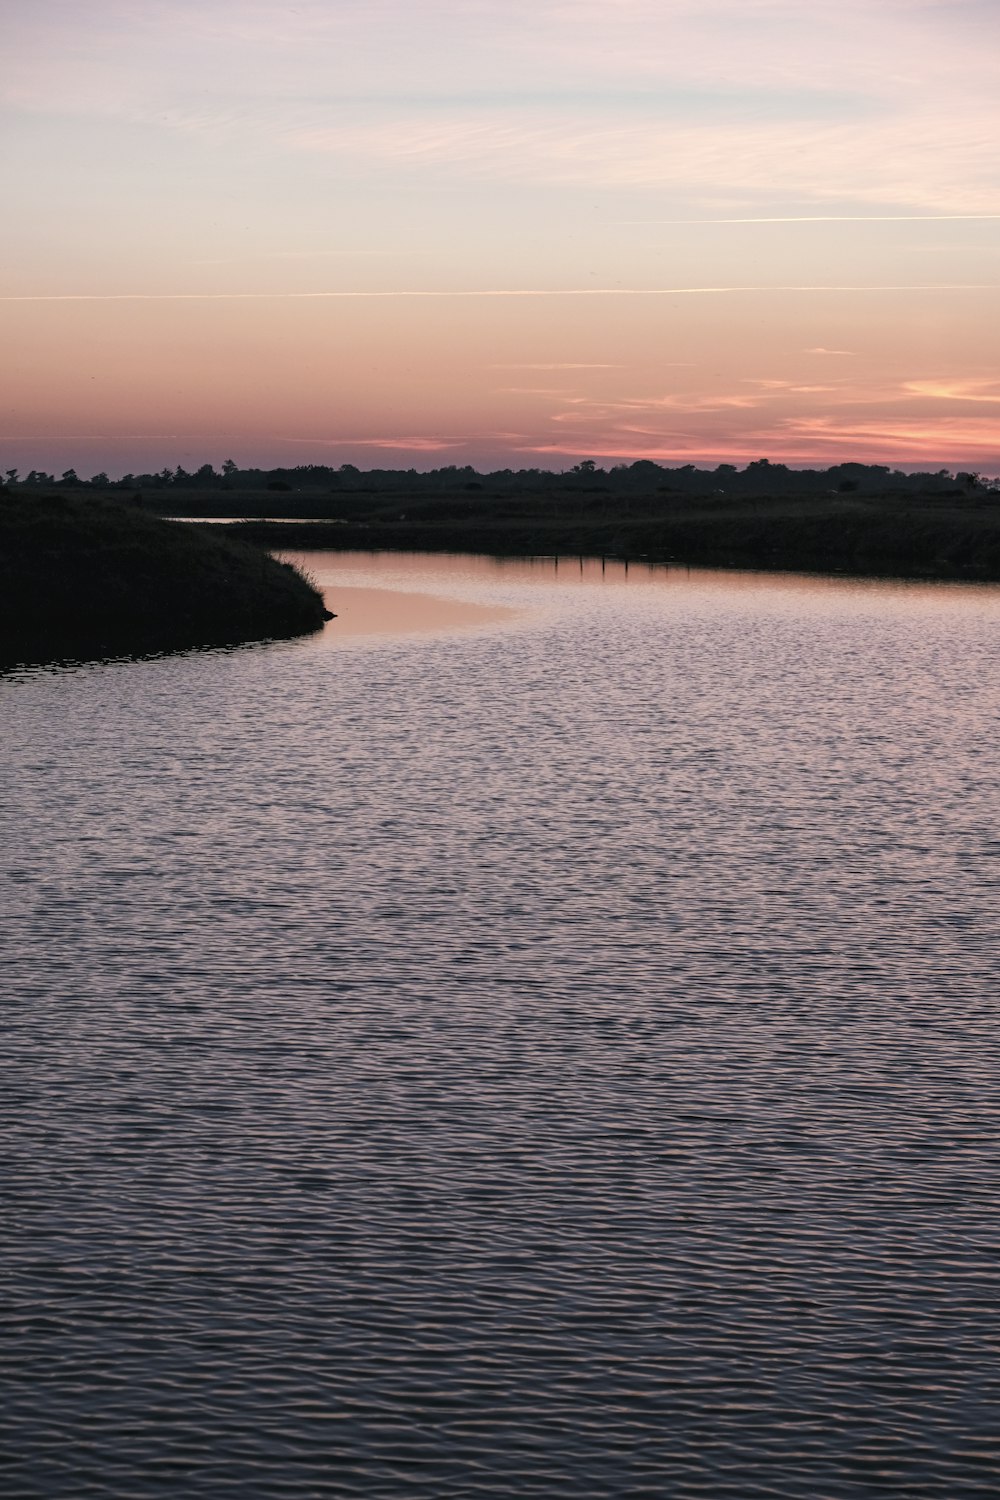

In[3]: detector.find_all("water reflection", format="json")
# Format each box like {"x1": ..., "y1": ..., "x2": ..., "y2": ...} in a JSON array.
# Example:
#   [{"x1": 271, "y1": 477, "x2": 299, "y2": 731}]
[
  {"x1": 306, "y1": 582, "x2": 517, "y2": 643},
  {"x1": 282, "y1": 549, "x2": 1000, "y2": 652}
]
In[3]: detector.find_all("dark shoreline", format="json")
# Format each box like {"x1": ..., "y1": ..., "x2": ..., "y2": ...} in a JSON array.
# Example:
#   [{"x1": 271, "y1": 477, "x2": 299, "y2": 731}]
[
  {"x1": 0, "y1": 493, "x2": 331, "y2": 668},
  {"x1": 103, "y1": 456, "x2": 1000, "y2": 584},
  {"x1": 5, "y1": 476, "x2": 1000, "y2": 674},
  {"x1": 9, "y1": 460, "x2": 1000, "y2": 590},
  {"x1": 215, "y1": 505, "x2": 1000, "y2": 586}
]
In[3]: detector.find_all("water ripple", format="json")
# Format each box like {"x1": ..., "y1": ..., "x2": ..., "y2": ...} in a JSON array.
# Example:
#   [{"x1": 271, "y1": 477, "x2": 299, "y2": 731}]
[{"x1": 3, "y1": 560, "x2": 1000, "y2": 1497}]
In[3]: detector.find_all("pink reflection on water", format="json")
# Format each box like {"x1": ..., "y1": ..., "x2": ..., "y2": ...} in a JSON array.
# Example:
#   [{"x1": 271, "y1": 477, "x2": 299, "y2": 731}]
[
  {"x1": 281, "y1": 549, "x2": 1000, "y2": 651},
  {"x1": 312, "y1": 583, "x2": 517, "y2": 642}
]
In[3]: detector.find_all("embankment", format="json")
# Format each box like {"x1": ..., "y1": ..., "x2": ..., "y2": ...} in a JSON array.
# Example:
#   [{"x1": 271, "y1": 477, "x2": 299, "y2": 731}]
[
  {"x1": 0, "y1": 492, "x2": 331, "y2": 664},
  {"x1": 219, "y1": 497, "x2": 1000, "y2": 583}
]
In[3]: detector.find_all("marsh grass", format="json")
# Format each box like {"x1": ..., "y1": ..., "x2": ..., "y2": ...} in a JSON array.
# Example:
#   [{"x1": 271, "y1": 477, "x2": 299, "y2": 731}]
[
  {"x1": 222, "y1": 495, "x2": 1000, "y2": 582},
  {"x1": 0, "y1": 492, "x2": 330, "y2": 664}
]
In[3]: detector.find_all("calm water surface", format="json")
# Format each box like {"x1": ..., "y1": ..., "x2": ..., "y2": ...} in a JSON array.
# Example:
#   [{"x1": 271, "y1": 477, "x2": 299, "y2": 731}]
[{"x1": 5, "y1": 553, "x2": 1000, "y2": 1498}]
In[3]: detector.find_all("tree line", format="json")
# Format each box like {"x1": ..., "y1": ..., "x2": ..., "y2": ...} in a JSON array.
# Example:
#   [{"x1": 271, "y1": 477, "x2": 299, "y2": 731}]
[{"x1": 4, "y1": 457, "x2": 997, "y2": 499}]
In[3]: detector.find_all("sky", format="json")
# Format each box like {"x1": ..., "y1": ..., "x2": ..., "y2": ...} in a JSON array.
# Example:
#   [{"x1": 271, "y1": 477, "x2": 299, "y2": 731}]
[{"x1": 3, "y1": 0, "x2": 1000, "y2": 477}]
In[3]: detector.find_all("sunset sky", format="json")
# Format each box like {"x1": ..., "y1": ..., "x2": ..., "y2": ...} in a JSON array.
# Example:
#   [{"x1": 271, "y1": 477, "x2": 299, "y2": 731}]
[{"x1": 4, "y1": 0, "x2": 1000, "y2": 476}]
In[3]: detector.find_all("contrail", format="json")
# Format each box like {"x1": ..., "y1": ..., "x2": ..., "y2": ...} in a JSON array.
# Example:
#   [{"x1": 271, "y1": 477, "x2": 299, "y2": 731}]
[
  {"x1": 3, "y1": 284, "x2": 999, "y2": 303},
  {"x1": 620, "y1": 217, "x2": 1000, "y2": 225}
]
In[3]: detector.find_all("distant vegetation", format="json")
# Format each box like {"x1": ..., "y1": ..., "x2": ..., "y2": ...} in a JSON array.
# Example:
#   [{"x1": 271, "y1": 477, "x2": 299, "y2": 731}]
[
  {"x1": 0, "y1": 491, "x2": 330, "y2": 666},
  {"x1": 6, "y1": 458, "x2": 1000, "y2": 584},
  {"x1": 7, "y1": 456, "x2": 996, "y2": 506}
]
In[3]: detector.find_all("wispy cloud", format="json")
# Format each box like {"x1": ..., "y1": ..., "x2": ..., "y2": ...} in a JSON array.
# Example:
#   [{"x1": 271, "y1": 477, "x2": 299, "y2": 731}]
[
  {"x1": 496, "y1": 387, "x2": 578, "y2": 396},
  {"x1": 347, "y1": 437, "x2": 463, "y2": 451},
  {"x1": 781, "y1": 415, "x2": 1000, "y2": 456},
  {"x1": 549, "y1": 393, "x2": 762, "y2": 419},
  {"x1": 191, "y1": 249, "x2": 413, "y2": 265},
  {"x1": 488, "y1": 362, "x2": 623, "y2": 370},
  {"x1": 4, "y1": 285, "x2": 998, "y2": 303},
  {"x1": 10, "y1": 6, "x2": 999, "y2": 212},
  {"x1": 621, "y1": 214, "x2": 1000, "y2": 224},
  {"x1": 272, "y1": 434, "x2": 464, "y2": 451},
  {"x1": 745, "y1": 379, "x2": 840, "y2": 393},
  {"x1": 283, "y1": 111, "x2": 1000, "y2": 211},
  {"x1": 902, "y1": 378, "x2": 1000, "y2": 404},
  {"x1": 515, "y1": 411, "x2": 1000, "y2": 466}
]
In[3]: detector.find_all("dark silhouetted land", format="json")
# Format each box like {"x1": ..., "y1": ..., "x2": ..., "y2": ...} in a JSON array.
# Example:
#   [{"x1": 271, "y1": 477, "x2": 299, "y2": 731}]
[
  {"x1": 14, "y1": 457, "x2": 995, "y2": 583},
  {"x1": 0, "y1": 491, "x2": 330, "y2": 665},
  {"x1": 7, "y1": 462, "x2": 1000, "y2": 650}
]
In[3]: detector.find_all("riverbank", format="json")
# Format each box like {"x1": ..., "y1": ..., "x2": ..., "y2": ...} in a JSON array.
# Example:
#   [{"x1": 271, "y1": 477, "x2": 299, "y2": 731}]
[
  {"x1": 0, "y1": 492, "x2": 331, "y2": 665},
  {"x1": 216, "y1": 495, "x2": 1000, "y2": 583}
]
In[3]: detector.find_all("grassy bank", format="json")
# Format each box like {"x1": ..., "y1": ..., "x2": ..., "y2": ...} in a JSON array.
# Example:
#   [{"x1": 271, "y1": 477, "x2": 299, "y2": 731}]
[
  {"x1": 219, "y1": 493, "x2": 1000, "y2": 583},
  {"x1": 66, "y1": 459, "x2": 994, "y2": 581},
  {"x1": 0, "y1": 492, "x2": 331, "y2": 664}
]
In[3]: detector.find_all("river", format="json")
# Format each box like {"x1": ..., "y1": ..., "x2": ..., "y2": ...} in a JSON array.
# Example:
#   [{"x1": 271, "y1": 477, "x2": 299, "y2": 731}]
[{"x1": 5, "y1": 551, "x2": 1000, "y2": 1498}]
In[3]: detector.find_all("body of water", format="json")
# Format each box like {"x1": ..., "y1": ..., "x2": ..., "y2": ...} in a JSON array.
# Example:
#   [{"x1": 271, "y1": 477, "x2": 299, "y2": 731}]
[{"x1": 5, "y1": 553, "x2": 1000, "y2": 1498}]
